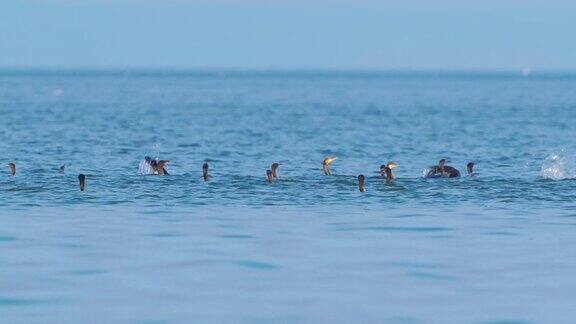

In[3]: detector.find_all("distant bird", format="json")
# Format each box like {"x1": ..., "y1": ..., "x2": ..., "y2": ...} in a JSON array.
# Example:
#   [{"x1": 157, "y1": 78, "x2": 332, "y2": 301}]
[
  {"x1": 467, "y1": 162, "x2": 475, "y2": 176},
  {"x1": 144, "y1": 156, "x2": 170, "y2": 175},
  {"x1": 266, "y1": 169, "x2": 274, "y2": 183},
  {"x1": 322, "y1": 157, "x2": 337, "y2": 175},
  {"x1": 271, "y1": 162, "x2": 281, "y2": 178},
  {"x1": 358, "y1": 174, "x2": 366, "y2": 192},
  {"x1": 59, "y1": 165, "x2": 65, "y2": 173},
  {"x1": 7, "y1": 162, "x2": 15, "y2": 176},
  {"x1": 202, "y1": 162, "x2": 209, "y2": 181},
  {"x1": 78, "y1": 174, "x2": 86, "y2": 191},
  {"x1": 379, "y1": 162, "x2": 398, "y2": 183},
  {"x1": 425, "y1": 159, "x2": 461, "y2": 178}
]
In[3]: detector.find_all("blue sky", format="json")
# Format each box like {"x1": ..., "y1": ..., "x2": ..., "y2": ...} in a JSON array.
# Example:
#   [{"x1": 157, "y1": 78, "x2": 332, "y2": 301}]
[{"x1": 1, "y1": 0, "x2": 575, "y2": 70}]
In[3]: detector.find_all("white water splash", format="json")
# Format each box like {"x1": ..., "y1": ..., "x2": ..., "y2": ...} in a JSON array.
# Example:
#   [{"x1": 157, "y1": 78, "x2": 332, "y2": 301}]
[
  {"x1": 138, "y1": 159, "x2": 154, "y2": 175},
  {"x1": 422, "y1": 167, "x2": 432, "y2": 178},
  {"x1": 540, "y1": 151, "x2": 576, "y2": 180}
]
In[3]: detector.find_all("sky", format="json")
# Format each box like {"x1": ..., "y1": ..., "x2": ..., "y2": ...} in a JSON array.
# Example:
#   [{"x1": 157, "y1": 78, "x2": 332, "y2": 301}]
[{"x1": 1, "y1": 0, "x2": 575, "y2": 70}]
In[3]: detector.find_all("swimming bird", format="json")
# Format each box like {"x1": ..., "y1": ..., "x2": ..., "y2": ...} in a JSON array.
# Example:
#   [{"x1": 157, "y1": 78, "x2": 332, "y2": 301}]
[
  {"x1": 266, "y1": 169, "x2": 274, "y2": 183},
  {"x1": 78, "y1": 174, "x2": 86, "y2": 191},
  {"x1": 271, "y1": 162, "x2": 281, "y2": 178},
  {"x1": 379, "y1": 162, "x2": 398, "y2": 183},
  {"x1": 202, "y1": 162, "x2": 209, "y2": 181},
  {"x1": 155, "y1": 160, "x2": 170, "y2": 175},
  {"x1": 358, "y1": 174, "x2": 366, "y2": 192},
  {"x1": 7, "y1": 162, "x2": 15, "y2": 176},
  {"x1": 144, "y1": 156, "x2": 170, "y2": 175},
  {"x1": 467, "y1": 162, "x2": 475, "y2": 176},
  {"x1": 323, "y1": 157, "x2": 337, "y2": 175},
  {"x1": 59, "y1": 165, "x2": 65, "y2": 173},
  {"x1": 425, "y1": 159, "x2": 461, "y2": 178}
]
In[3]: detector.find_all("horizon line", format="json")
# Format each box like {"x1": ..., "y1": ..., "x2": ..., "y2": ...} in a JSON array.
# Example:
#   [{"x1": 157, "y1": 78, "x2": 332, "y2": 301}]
[{"x1": 2, "y1": 67, "x2": 576, "y2": 78}]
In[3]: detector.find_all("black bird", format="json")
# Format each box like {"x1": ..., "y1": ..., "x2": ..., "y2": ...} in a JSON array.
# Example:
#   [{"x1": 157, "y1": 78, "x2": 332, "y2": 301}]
[
  {"x1": 271, "y1": 162, "x2": 281, "y2": 178},
  {"x1": 322, "y1": 157, "x2": 337, "y2": 175},
  {"x1": 425, "y1": 159, "x2": 461, "y2": 178},
  {"x1": 467, "y1": 162, "x2": 475, "y2": 176},
  {"x1": 266, "y1": 170, "x2": 274, "y2": 183},
  {"x1": 78, "y1": 174, "x2": 86, "y2": 191},
  {"x1": 7, "y1": 162, "x2": 16, "y2": 176},
  {"x1": 379, "y1": 162, "x2": 398, "y2": 183},
  {"x1": 358, "y1": 174, "x2": 366, "y2": 192},
  {"x1": 144, "y1": 156, "x2": 170, "y2": 175},
  {"x1": 203, "y1": 162, "x2": 209, "y2": 181}
]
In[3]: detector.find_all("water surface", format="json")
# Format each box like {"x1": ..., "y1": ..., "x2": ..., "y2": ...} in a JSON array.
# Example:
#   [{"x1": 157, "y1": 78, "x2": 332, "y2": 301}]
[{"x1": 1, "y1": 70, "x2": 575, "y2": 323}]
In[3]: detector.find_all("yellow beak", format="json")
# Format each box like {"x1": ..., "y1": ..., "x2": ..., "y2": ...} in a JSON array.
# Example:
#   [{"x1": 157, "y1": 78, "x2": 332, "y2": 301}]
[
  {"x1": 386, "y1": 162, "x2": 398, "y2": 169},
  {"x1": 323, "y1": 157, "x2": 338, "y2": 165}
]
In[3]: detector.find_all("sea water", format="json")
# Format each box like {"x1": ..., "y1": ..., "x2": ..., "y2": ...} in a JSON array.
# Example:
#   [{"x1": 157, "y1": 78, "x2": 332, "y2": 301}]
[{"x1": 1, "y1": 70, "x2": 576, "y2": 323}]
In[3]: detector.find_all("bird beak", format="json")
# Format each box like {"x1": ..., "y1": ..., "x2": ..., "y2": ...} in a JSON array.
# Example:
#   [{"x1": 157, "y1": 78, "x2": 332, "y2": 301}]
[
  {"x1": 325, "y1": 157, "x2": 337, "y2": 165},
  {"x1": 387, "y1": 162, "x2": 398, "y2": 169}
]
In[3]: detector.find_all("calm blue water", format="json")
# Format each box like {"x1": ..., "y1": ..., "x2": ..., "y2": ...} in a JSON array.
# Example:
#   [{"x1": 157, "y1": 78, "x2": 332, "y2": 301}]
[{"x1": 1, "y1": 70, "x2": 576, "y2": 323}]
